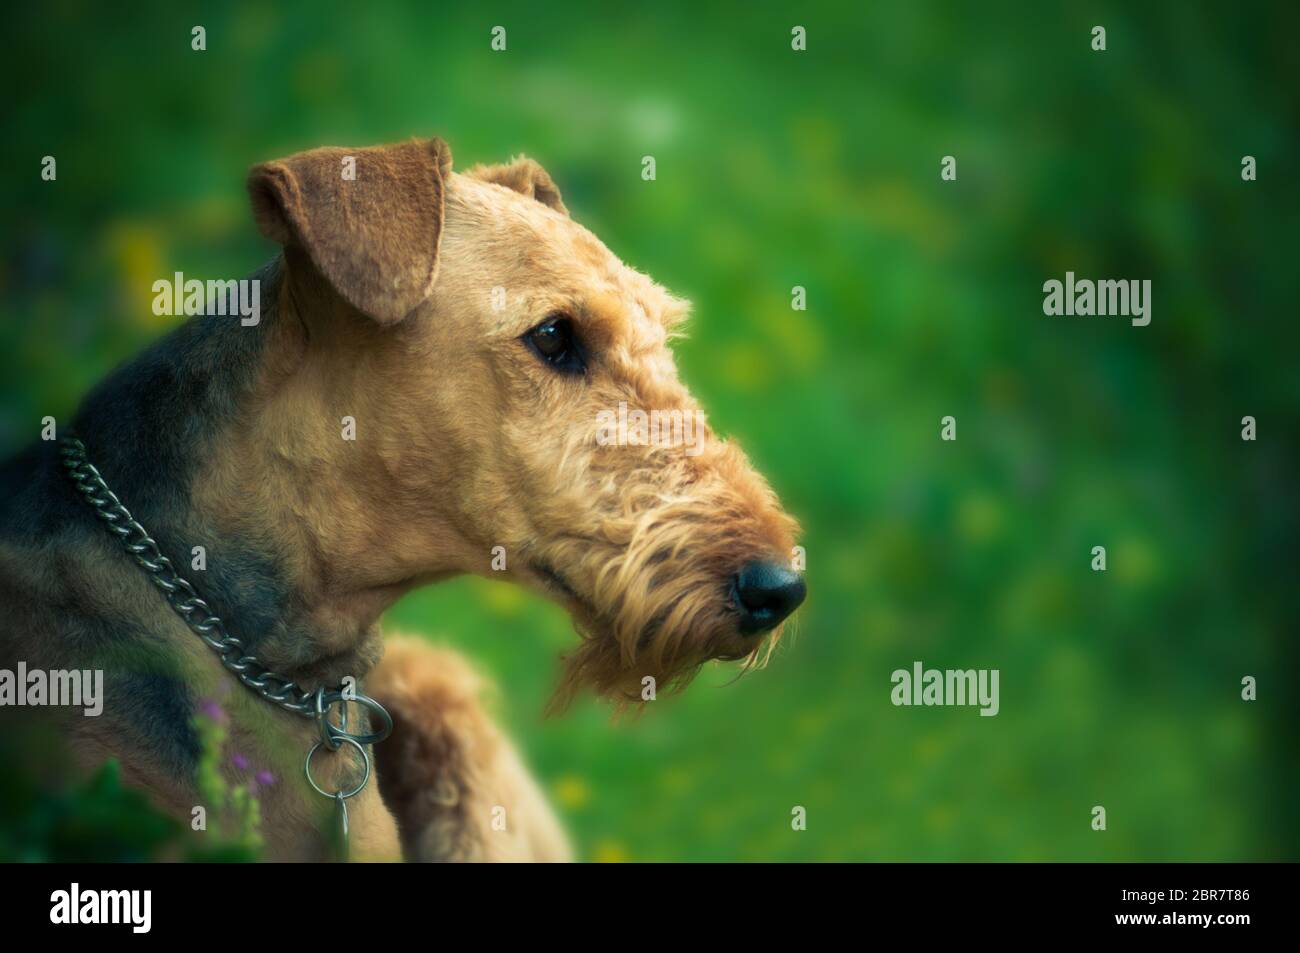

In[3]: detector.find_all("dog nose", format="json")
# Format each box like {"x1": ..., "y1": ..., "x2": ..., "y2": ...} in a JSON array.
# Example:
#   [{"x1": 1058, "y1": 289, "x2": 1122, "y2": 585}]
[{"x1": 733, "y1": 560, "x2": 806, "y2": 634}]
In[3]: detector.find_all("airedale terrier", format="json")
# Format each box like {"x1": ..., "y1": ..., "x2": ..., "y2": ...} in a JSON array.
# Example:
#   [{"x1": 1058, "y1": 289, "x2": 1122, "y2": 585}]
[{"x1": 0, "y1": 137, "x2": 805, "y2": 861}]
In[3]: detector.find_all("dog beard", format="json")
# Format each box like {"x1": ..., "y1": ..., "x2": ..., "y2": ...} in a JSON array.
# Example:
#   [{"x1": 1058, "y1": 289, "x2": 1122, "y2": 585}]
[
  {"x1": 542, "y1": 524, "x2": 788, "y2": 711},
  {"x1": 530, "y1": 426, "x2": 798, "y2": 711},
  {"x1": 550, "y1": 613, "x2": 778, "y2": 713}
]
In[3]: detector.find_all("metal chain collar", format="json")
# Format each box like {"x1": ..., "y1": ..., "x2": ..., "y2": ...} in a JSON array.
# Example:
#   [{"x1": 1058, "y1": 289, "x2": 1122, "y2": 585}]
[{"x1": 60, "y1": 434, "x2": 390, "y2": 857}]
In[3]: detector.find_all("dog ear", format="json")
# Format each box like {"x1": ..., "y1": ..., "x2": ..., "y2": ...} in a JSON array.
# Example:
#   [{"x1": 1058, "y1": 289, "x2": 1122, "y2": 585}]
[
  {"x1": 466, "y1": 156, "x2": 568, "y2": 216},
  {"x1": 247, "y1": 137, "x2": 453, "y2": 325}
]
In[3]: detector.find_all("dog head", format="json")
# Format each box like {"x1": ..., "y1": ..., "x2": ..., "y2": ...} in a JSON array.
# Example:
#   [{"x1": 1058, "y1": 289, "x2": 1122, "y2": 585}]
[{"x1": 248, "y1": 137, "x2": 805, "y2": 706}]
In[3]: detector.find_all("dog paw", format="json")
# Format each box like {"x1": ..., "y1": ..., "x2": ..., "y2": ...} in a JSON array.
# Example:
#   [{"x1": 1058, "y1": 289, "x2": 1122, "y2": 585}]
[{"x1": 368, "y1": 635, "x2": 571, "y2": 862}]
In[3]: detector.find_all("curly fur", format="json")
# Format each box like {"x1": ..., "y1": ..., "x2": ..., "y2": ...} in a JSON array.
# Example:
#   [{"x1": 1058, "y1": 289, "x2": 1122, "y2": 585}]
[{"x1": 0, "y1": 136, "x2": 802, "y2": 861}]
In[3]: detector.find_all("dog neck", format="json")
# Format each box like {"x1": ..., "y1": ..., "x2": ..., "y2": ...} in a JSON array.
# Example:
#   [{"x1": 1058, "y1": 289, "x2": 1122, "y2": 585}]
[{"x1": 71, "y1": 256, "x2": 462, "y2": 688}]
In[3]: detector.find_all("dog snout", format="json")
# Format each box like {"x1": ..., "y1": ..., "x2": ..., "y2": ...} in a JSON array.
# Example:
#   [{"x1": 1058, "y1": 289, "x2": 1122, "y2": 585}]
[{"x1": 732, "y1": 560, "x2": 806, "y2": 635}]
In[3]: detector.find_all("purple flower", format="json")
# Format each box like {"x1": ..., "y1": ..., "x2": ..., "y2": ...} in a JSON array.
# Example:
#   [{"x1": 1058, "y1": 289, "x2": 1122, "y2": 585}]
[
  {"x1": 198, "y1": 699, "x2": 227, "y2": 723},
  {"x1": 255, "y1": 770, "x2": 275, "y2": 787},
  {"x1": 230, "y1": 752, "x2": 249, "y2": 771}
]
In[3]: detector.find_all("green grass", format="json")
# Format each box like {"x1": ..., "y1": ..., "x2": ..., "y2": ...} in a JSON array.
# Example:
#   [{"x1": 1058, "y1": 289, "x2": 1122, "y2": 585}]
[{"x1": 2, "y1": 0, "x2": 1296, "y2": 861}]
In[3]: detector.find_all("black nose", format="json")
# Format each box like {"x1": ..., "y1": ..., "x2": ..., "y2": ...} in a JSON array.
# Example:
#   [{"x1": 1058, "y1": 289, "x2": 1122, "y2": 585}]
[{"x1": 733, "y1": 560, "x2": 806, "y2": 635}]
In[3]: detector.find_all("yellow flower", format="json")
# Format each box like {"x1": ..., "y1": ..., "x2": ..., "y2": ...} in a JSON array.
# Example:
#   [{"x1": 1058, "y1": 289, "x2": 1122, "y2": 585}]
[
  {"x1": 552, "y1": 774, "x2": 590, "y2": 810},
  {"x1": 591, "y1": 840, "x2": 629, "y2": 863},
  {"x1": 105, "y1": 223, "x2": 165, "y2": 325}
]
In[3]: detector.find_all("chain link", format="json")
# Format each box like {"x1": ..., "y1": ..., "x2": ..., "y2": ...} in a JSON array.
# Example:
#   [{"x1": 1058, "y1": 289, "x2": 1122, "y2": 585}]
[
  {"x1": 59, "y1": 435, "x2": 393, "y2": 746},
  {"x1": 61, "y1": 434, "x2": 393, "y2": 858}
]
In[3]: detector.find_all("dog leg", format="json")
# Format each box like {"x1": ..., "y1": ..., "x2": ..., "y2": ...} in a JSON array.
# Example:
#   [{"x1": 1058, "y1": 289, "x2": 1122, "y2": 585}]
[{"x1": 367, "y1": 635, "x2": 571, "y2": 862}]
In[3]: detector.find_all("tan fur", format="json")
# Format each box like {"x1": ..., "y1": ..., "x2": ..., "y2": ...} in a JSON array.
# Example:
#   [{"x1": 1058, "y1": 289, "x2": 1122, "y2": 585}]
[
  {"x1": 248, "y1": 138, "x2": 451, "y2": 324},
  {"x1": 368, "y1": 637, "x2": 570, "y2": 861},
  {"x1": 228, "y1": 138, "x2": 800, "y2": 711},
  {"x1": 466, "y1": 155, "x2": 569, "y2": 215},
  {"x1": 5, "y1": 136, "x2": 801, "y2": 861}
]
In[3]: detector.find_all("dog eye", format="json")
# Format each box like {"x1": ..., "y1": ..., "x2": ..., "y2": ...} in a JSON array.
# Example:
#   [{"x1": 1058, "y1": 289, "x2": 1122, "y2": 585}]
[{"x1": 524, "y1": 315, "x2": 585, "y2": 374}]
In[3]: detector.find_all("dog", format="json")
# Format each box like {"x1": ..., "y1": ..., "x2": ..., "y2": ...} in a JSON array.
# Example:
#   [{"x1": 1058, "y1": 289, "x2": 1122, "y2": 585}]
[{"x1": 0, "y1": 137, "x2": 805, "y2": 861}]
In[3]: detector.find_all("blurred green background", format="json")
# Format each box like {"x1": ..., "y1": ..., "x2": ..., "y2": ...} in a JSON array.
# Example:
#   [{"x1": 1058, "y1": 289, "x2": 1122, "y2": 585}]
[{"x1": 2, "y1": 1, "x2": 1297, "y2": 861}]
